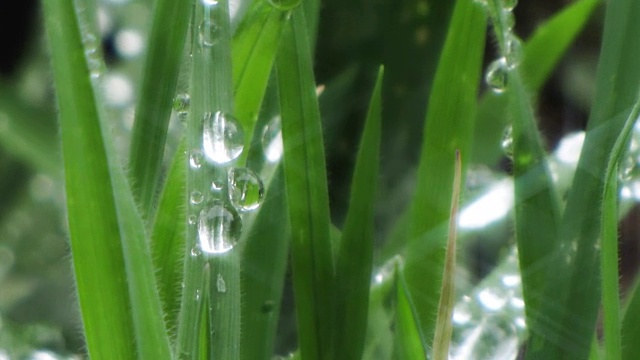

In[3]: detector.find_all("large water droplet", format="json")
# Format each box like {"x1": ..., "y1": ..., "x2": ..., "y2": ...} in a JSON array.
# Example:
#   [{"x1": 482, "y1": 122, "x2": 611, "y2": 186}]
[
  {"x1": 198, "y1": 19, "x2": 220, "y2": 47},
  {"x1": 228, "y1": 167, "x2": 264, "y2": 212},
  {"x1": 197, "y1": 202, "x2": 242, "y2": 254},
  {"x1": 501, "y1": 125, "x2": 514, "y2": 159},
  {"x1": 190, "y1": 149, "x2": 204, "y2": 169},
  {"x1": 261, "y1": 116, "x2": 283, "y2": 162},
  {"x1": 486, "y1": 58, "x2": 508, "y2": 93},
  {"x1": 174, "y1": 93, "x2": 190, "y2": 115},
  {"x1": 505, "y1": 34, "x2": 523, "y2": 69},
  {"x1": 502, "y1": 0, "x2": 517, "y2": 11},
  {"x1": 202, "y1": 111, "x2": 245, "y2": 164},
  {"x1": 216, "y1": 274, "x2": 227, "y2": 292}
]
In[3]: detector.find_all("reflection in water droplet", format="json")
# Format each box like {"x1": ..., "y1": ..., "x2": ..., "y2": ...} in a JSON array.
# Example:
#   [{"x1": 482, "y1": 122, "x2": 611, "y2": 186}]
[
  {"x1": 190, "y1": 149, "x2": 204, "y2": 169},
  {"x1": 228, "y1": 167, "x2": 264, "y2": 212},
  {"x1": 477, "y1": 288, "x2": 507, "y2": 311},
  {"x1": 211, "y1": 178, "x2": 224, "y2": 192},
  {"x1": 198, "y1": 19, "x2": 220, "y2": 47},
  {"x1": 190, "y1": 191, "x2": 204, "y2": 205},
  {"x1": 261, "y1": 116, "x2": 283, "y2": 162},
  {"x1": 217, "y1": 274, "x2": 227, "y2": 292},
  {"x1": 505, "y1": 34, "x2": 523, "y2": 68},
  {"x1": 198, "y1": 202, "x2": 242, "y2": 254},
  {"x1": 174, "y1": 93, "x2": 190, "y2": 115},
  {"x1": 501, "y1": 125, "x2": 513, "y2": 159},
  {"x1": 486, "y1": 58, "x2": 508, "y2": 93},
  {"x1": 202, "y1": 112, "x2": 244, "y2": 164}
]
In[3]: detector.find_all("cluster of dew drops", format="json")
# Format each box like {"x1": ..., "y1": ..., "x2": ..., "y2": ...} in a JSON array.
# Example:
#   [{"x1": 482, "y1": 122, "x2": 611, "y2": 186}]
[{"x1": 174, "y1": 94, "x2": 283, "y2": 257}]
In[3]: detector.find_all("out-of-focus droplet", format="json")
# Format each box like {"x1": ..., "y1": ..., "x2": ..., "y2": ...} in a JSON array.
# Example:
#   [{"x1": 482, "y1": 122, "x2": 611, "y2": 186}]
[{"x1": 486, "y1": 58, "x2": 508, "y2": 93}]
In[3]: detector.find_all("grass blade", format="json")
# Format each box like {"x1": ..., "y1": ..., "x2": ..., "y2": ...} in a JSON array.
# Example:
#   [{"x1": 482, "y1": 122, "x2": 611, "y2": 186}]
[
  {"x1": 394, "y1": 266, "x2": 427, "y2": 360},
  {"x1": 276, "y1": 7, "x2": 335, "y2": 360},
  {"x1": 403, "y1": 0, "x2": 486, "y2": 342},
  {"x1": 432, "y1": 150, "x2": 461, "y2": 360},
  {"x1": 128, "y1": 0, "x2": 191, "y2": 218},
  {"x1": 333, "y1": 67, "x2": 383, "y2": 360},
  {"x1": 602, "y1": 96, "x2": 640, "y2": 359}
]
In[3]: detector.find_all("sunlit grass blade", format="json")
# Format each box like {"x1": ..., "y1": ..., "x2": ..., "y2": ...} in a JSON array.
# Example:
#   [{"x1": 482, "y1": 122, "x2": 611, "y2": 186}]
[
  {"x1": 394, "y1": 265, "x2": 427, "y2": 359},
  {"x1": 601, "y1": 96, "x2": 640, "y2": 359},
  {"x1": 128, "y1": 0, "x2": 191, "y2": 218},
  {"x1": 432, "y1": 150, "x2": 461, "y2": 360},
  {"x1": 403, "y1": 0, "x2": 485, "y2": 342},
  {"x1": 333, "y1": 66, "x2": 383, "y2": 360},
  {"x1": 472, "y1": 0, "x2": 599, "y2": 165},
  {"x1": 276, "y1": 7, "x2": 335, "y2": 360},
  {"x1": 44, "y1": 0, "x2": 171, "y2": 358},
  {"x1": 529, "y1": 0, "x2": 640, "y2": 357}
]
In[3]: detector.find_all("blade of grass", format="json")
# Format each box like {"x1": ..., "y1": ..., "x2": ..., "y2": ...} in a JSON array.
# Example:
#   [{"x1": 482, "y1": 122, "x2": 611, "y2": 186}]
[
  {"x1": 527, "y1": 0, "x2": 640, "y2": 357},
  {"x1": 601, "y1": 96, "x2": 640, "y2": 359},
  {"x1": 394, "y1": 265, "x2": 427, "y2": 360},
  {"x1": 432, "y1": 150, "x2": 461, "y2": 360},
  {"x1": 403, "y1": 0, "x2": 485, "y2": 342},
  {"x1": 276, "y1": 6, "x2": 335, "y2": 360},
  {"x1": 128, "y1": 0, "x2": 191, "y2": 219},
  {"x1": 472, "y1": 0, "x2": 599, "y2": 165},
  {"x1": 44, "y1": 0, "x2": 171, "y2": 358},
  {"x1": 333, "y1": 66, "x2": 383, "y2": 360},
  {"x1": 622, "y1": 270, "x2": 640, "y2": 358}
]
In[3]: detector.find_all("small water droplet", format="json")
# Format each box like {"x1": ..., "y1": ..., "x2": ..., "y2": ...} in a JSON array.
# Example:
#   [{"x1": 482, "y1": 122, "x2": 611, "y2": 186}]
[
  {"x1": 228, "y1": 167, "x2": 264, "y2": 212},
  {"x1": 261, "y1": 116, "x2": 284, "y2": 162},
  {"x1": 503, "y1": 11, "x2": 515, "y2": 31},
  {"x1": 217, "y1": 274, "x2": 227, "y2": 292},
  {"x1": 195, "y1": 289, "x2": 202, "y2": 301},
  {"x1": 190, "y1": 149, "x2": 204, "y2": 169},
  {"x1": 261, "y1": 300, "x2": 275, "y2": 314},
  {"x1": 486, "y1": 57, "x2": 508, "y2": 93},
  {"x1": 477, "y1": 287, "x2": 508, "y2": 311},
  {"x1": 505, "y1": 34, "x2": 523, "y2": 68},
  {"x1": 174, "y1": 93, "x2": 190, "y2": 115},
  {"x1": 198, "y1": 19, "x2": 220, "y2": 47},
  {"x1": 198, "y1": 202, "x2": 242, "y2": 254},
  {"x1": 202, "y1": 112, "x2": 245, "y2": 164},
  {"x1": 501, "y1": 125, "x2": 514, "y2": 159},
  {"x1": 188, "y1": 214, "x2": 197, "y2": 225},
  {"x1": 190, "y1": 190, "x2": 204, "y2": 205},
  {"x1": 502, "y1": 0, "x2": 517, "y2": 11},
  {"x1": 190, "y1": 247, "x2": 201, "y2": 257},
  {"x1": 211, "y1": 178, "x2": 224, "y2": 192},
  {"x1": 619, "y1": 156, "x2": 635, "y2": 182}
]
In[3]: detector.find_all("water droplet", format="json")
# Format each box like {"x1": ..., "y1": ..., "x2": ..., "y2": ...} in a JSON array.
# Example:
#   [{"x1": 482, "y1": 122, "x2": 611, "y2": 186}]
[
  {"x1": 486, "y1": 57, "x2": 508, "y2": 93},
  {"x1": 188, "y1": 214, "x2": 197, "y2": 225},
  {"x1": 174, "y1": 93, "x2": 190, "y2": 115},
  {"x1": 505, "y1": 34, "x2": 523, "y2": 68},
  {"x1": 211, "y1": 178, "x2": 224, "y2": 192},
  {"x1": 619, "y1": 156, "x2": 635, "y2": 182},
  {"x1": 502, "y1": 0, "x2": 517, "y2": 11},
  {"x1": 190, "y1": 247, "x2": 201, "y2": 257},
  {"x1": 195, "y1": 289, "x2": 202, "y2": 301},
  {"x1": 228, "y1": 167, "x2": 264, "y2": 212},
  {"x1": 503, "y1": 11, "x2": 515, "y2": 31},
  {"x1": 477, "y1": 287, "x2": 507, "y2": 311},
  {"x1": 202, "y1": 0, "x2": 218, "y2": 5},
  {"x1": 198, "y1": 19, "x2": 220, "y2": 47},
  {"x1": 115, "y1": 29, "x2": 144, "y2": 58},
  {"x1": 217, "y1": 274, "x2": 227, "y2": 292},
  {"x1": 501, "y1": 125, "x2": 513, "y2": 159},
  {"x1": 190, "y1": 190, "x2": 204, "y2": 205},
  {"x1": 190, "y1": 149, "x2": 204, "y2": 169},
  {"x1": 262, "y1": 116, "x2": 284, "y2": 162},
  {"x1": 198, "y1": 202, "x2": 242, "y2": 254},
  {"x1": 261, "y1": 300, "x2": 275, "y2": 314},
  {"x1": 202, "y1": 112, "x2": 245, "y2": 164}
]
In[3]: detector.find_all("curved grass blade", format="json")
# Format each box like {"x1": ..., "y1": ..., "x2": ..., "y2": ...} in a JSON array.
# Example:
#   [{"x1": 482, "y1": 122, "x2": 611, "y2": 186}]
[
  {"x1": 472, "y1": 0, "x2": 599, "y2": 165},
  {"x1": 333, "y1": 66, "x2": 383, "y2": 360},
  {"x1": 528, "y1": 0, "x2": 640, "y2": 357},
  {"x1": 602, "y1": 96, "x2": 640, "y2": 359},
  {"x1": 128, "y1": 0, "x2": 191, "y2": 219},
  {"x1": 403, "y1": 0, "x2": 486, "y2": 342},
  {"x1": 432, "y1": 150, "x2": 461, "y2": 360},
  {"x1": 276, "y1": 7, "x2": 335, "y2": 360},
  {"x1": 44, "y1": 0, "x2": 171, "y2": 358}
]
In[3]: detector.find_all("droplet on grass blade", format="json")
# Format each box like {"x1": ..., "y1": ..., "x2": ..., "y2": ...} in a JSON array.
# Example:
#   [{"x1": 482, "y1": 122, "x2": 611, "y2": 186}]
[
  {"x1": 190, "y1": 149, "x2": 204, "y2": 169},
  {"x1": 190, "y1": 190, "x2": 204, "y2": 205},
  {"x1": 198, "y1": 202, "x2": 242, "y2": 254},
  {"x1": 502, "y1": 0, "x2": 518, "y2": 12},
  {"x1": 228, "y1": 167, "x2": 264, "y2": 212},
  {"x1": 198, "y1": 19, "x2": 220, "y2": 47},
  {"x1": 261, "y1": 116, "x2": 283, "y2": 162},
  {"x1": 217, "y1": 274, "x2": 227, "y2": 292},
  {"x1": 174, "y1": 93, "x2": 190, "y2": 115},
  {"x1": 486, "y1": 58, "x2": 508, "y2": 93},
  {"x1": 501, "y1": 125, "x2": 514, "y2": 159},
  {"x1": 202, "y1": 111, "x2": 244, "y2": 164},
  {"x1": 505, "y1": 34, "x2": 523, "y2": 69}
]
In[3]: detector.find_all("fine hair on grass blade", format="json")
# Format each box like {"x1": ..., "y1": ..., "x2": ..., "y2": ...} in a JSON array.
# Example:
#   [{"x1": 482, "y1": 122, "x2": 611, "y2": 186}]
[
  {"x1": 432, "y1": 150, "x2": 462, "y2": 360},
  {"x1": 601, "y1": 95, "x2": 640, "y2": 359},
  {"x1": 276, "y1": 6, "x2": 335, "y2": 360},
  {"x1": 394, "y1": 263, "x2": 427, "y2": 359}
]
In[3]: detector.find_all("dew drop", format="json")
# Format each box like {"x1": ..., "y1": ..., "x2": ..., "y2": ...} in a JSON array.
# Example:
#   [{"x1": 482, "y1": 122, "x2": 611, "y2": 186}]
[
  {"x1": 502, "y1": 0, "x2": 517, "y2": 11},
  {"x1": 501, "y1": 125, "x2": 514, "y2": 159},
  {"x1": 261, "y1": 116, "x2": 283, "y2": 162},
  {"x1": 201, "y1": 0, "x2": 218, "y2": 4},
  {"x1": 503, "y1": 11, "x2": 515, "y2": 31},
  {"x1": 202, "y1": 111, "x2": 245, "y2": 164},
  {"x1": 173, "y1": 93, "x2": 190, "y2": 115},
  {"x1": 190, "y1": 190, "x2": 204, "y2": 205},
  {"x1": 190, "y1": 149, "x2": 204, "y2": 169},
  {"x1": 505, "y1": 34, "x2": 523, "y2": 69},
  {"x1": 228, "y1": 167, "x2": 265, "y2": 212},
  {"x1": 195, "y1": 289, "x2": 201, "y2": 301},
  {"x1": 188, "y1": 214, "x2": 197, "y2": 225},
  {"x1": 190, "y1": 247, "x2": 202, "y2": 257},
  {"x1": 198, "y1": 19, "x2": 220, "y2": 47},
  {"x1": 485, "y1": 57, "x2": 508, "y2": 93},
  {"x1": 198, "y1": 202, "x2": 242, "y2": 254},
  {"x1": 211, "y1": 178, "x2": 225, "y2": 192},
  {"x1": 216, "y1": 274, "x2": 227, "y2": 293}
]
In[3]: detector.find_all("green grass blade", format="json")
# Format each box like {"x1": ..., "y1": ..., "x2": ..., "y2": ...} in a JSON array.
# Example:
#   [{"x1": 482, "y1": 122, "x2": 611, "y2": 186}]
[
  {"x1": 276, "y1": 7, "x2": 335, "y2": 360},
  {"x1": 432, "y1": 150, "x2": 461, "y2": 360},
  {"x1": 529, "y1": 0, "x2": 640, "y2": 357},
  {"x1": 602, "y1": 97, "x2": 640, "y2": 360},
  {"x1": 128, "y1": 0, "x2": 191, "y2": 218},
  {"x1": 44, "y1": 0, "x2": 171, "y2": 358},
  {"x1": 333, "y1": 66, "x2": 383, "y2": 360},
  {"x1": 472, "y1": 0, "x2": 599, "y2": 165},
  {"x1": 403, "y1": 0, "x2": 486, "y2": 342},
  {"x1": 43, "y1": 0, "x2": 135, "y2": 357},
  {"x1": 394, "y1": 266, "x2": 427, "y2": 360},
  {"x1": 622, "y1": 274, "x2": 640, "y2": 358}
]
